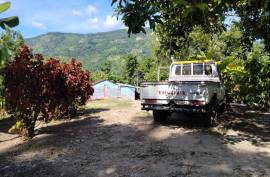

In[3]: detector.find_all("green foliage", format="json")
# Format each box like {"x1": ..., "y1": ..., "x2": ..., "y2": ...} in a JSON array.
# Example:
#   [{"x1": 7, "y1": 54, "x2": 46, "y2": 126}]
[
  {"x1": 0, "y1": 1, "x2": 19, "y2": 66},
  {"x1": 100, "y1": 60, "x2": 112, "y2": 76},
  {"x1": 123, "y1": 54, "x2": 138, "y2": 85},
  {"x1": 91, "y1": 70, "x2": 107, "y2": 82},
  {"x1": 137, "y1": 56, "x2": 168, "y2": 81},
  {"x1": 137, "y1": 56, "x2": 156, "y2": 81},
  {"x1": 0, "y1": 1, "x2": 19, "y2": 29},
  {"x1": 112, "y1": 0, "x2": 270, "y2": 53},
  {"x1": 220, "y1": 43, "x2": 270, "y2": 109},
  {"x1": 0, "y1": 29, "x2": 24, "y2": 67}
]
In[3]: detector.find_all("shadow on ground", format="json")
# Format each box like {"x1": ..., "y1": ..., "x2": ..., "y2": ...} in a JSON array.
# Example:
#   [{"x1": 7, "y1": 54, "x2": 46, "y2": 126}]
[
  {"x1": 0, "y1": 108, "x2": 269, "y2": 177},
  {"x1": 219, "y1": 112, "x2": 270, "y2": 145},
  {"x1": 150, "y1": 110, "x2": 270, "y2": 146},
  {"x1": 77, "y1": 107, "x2": 110, "y2": 116},
  {"x1": 162, "y1": 113, "x2": 208, "y2": 128},
  {"x1": 0, "y1": 116, "x2": 15, "y2": 133}
]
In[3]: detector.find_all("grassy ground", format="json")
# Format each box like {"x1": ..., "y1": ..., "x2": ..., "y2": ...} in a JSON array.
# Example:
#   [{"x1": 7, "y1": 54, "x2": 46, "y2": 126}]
[{"x1": 83, "y1": 98, "x2": 134, "y2": 110}]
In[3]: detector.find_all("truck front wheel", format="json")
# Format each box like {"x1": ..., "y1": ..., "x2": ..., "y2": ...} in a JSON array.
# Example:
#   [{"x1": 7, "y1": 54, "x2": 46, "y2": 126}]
[{"x1": 153, "y1": 110, "x2": 168, "y2": 122}]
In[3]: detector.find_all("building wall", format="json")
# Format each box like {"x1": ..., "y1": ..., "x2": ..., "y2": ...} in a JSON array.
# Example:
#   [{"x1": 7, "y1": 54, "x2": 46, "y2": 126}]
[
  {"x1": 120, "y1": 86, "x2": 135, "y2": 97},
  {"x1": 93, "y1": 80, "x2": 120, "y2": 99},
  {"x1": 92, "y1": 80, "x2": 135, "y2": 99}
]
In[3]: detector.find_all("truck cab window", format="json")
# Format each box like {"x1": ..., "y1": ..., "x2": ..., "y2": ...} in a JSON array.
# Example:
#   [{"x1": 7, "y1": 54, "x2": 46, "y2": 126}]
[
  {"x1": 175, "y1": 65, "x2": 181, "y2": 75},
  {"x1": 182, "y1": 64, "x2": 191, "y2": 75},
  {"x1": 193, "y1": 63, "x2": 203, "y2": 75},
  {"x1": 205, "y1": 64, "x2": 212, "y2": 75}
]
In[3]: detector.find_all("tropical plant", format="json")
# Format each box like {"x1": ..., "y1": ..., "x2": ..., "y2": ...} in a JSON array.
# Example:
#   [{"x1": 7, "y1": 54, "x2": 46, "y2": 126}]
[
  {"x1": 4, "y1": 45, "x2": 94, "y2": 137},
  {"x1": 0, "y1": 1, "x2": 19, "y2": 29},
  {"x1": 0, "y1": 29, "x2": 24, "y2": 67},
  {"x1": 0, "y1": 1, "x2": 19, "y2": 63}
]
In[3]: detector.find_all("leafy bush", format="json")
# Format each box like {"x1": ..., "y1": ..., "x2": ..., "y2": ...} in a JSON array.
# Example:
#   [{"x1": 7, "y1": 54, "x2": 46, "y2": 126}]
[
  {"x1": 4, "y1": 45, "x2": 94, "y2": 137},
  {"x1": 220, "y1": 44, "x2": 270, "y2": 109}
]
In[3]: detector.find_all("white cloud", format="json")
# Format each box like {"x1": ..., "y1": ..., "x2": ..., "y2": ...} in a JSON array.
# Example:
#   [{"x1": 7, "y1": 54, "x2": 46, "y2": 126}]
[
  {"x1": 104, "y1": 16, "x2": 120, "y2": 28},
  {"x1": 86, "y1": 17, "x2": 99, "y2": 29},
  {"x1": 85, "y1": 5, "x2": 97, "y2": 16},
  {"x1": 71, "y1": 10, "x2": 82, "y2": 16},
  {"x1": 31, "y1": 21, "x2": 47, "y2": 30}
]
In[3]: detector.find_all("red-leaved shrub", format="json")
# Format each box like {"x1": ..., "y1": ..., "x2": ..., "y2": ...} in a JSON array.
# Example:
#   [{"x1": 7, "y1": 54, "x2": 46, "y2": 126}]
[{"x1": 4, "y1": 45, "x2": 94, "y2": 137}]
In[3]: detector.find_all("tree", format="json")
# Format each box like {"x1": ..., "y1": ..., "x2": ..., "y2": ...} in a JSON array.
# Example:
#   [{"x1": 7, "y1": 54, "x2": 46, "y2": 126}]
[
  {"x1": 138, "y1": 56, "x2": 155, "y2": 80},
  {"x1": 100, "y1": 60, "x2": 112, "y2": 76},
  {"x1": 123, "y1": 54, "x2": 138, "y2": 85},
  {"x1": 112, "y1": 0, "x2": 270, "y2": 53},
  {"x1": 92, "y1": 70, "x2": 107, "y2": 82},
  {"x1": 4, "y1": 46, "x2": 94, "y2": 137}
]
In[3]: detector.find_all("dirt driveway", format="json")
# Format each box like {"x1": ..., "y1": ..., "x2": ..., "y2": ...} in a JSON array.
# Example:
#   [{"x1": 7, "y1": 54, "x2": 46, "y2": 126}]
[{"x1": 0, "y1": 98, "x2": 270, "y2": 177}]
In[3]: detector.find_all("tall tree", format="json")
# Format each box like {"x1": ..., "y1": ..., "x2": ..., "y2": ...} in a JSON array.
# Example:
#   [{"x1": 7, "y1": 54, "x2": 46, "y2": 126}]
[
  {"x1": 100, "y1": 60, "x2": 112, "y2": 76},
  {"x1": 112, "y1": 0, "x2": 270, "y2": 53},
  {"x1": 123, "y1": 54, "x2": 138, "y2": 85}
]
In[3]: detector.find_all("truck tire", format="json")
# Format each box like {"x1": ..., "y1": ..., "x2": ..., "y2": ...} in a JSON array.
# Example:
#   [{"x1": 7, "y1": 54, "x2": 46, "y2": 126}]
[
  {"x1": 153, "y1": 110, "x2": 168, "y2": 122},
  {"x1": 219, "y1": 103, "x2": 226, "y2": 115},
  {"x1": 205, "y1": 99, "x2": 219, "y2": 127}
]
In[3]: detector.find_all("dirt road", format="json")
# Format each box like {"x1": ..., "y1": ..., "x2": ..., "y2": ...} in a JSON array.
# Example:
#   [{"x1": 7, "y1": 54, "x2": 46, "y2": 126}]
[{"x1": 0, "y1": 98, "x2": 270, "y2": 177}]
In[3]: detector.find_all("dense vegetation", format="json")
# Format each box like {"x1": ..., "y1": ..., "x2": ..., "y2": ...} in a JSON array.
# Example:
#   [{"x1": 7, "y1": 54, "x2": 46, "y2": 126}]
[
  {"x1": 26, "y1": 29, "x2": 153, "y2": 71},
  {"x1": 4, "y1": 45, "x2": 94, "y2": 137},
  {"x1": 113, "y1": 0, "x2": 270, "y2": 109},
  {"x1": 112, "y1": 0, "x2": 270, "y2": 53},
  {"x1": 0, "y1": 1, "x2": 20, "y2": 66}
]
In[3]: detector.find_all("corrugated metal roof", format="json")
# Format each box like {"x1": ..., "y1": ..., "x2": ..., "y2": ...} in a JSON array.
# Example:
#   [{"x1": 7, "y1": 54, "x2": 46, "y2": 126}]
[
  {"x1": 117, "y1": 83, "x2": 135, "y2": 88},
  {"x1": 93, "y1": 79, "x2": 107, "y2": 85}
]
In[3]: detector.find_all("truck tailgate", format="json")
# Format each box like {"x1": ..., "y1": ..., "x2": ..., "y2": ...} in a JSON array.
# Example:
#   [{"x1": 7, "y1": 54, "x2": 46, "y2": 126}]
[{"x1": 140, "y1": 81, "x2": 210, "y2": 103}]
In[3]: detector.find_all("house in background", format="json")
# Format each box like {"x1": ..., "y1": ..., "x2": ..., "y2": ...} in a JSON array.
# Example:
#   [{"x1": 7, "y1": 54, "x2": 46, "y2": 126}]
[
  {"x1": 118, "y1": 83, "x2": 136, "y2": 97},
  {"x1": 92, "y1": 80, "x2": 135, "y2": 99}
]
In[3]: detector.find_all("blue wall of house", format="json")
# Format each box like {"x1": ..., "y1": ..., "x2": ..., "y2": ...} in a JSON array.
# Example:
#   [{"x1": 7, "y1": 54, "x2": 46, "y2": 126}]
[
  {"x1": 92, "y1": 80, "x2": 135, "y2": 99},
  {"x1": 120, "y1": 86, "x2": 135, "y2": 97},
  {"x1": 93, "y1": 80, "x2": 119, "y2": 99}
]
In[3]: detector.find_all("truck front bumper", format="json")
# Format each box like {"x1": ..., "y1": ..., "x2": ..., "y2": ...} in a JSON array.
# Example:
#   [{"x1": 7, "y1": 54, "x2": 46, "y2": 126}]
[{"x1": 142, "y1": 104, "x2": 207, "y2": 113}]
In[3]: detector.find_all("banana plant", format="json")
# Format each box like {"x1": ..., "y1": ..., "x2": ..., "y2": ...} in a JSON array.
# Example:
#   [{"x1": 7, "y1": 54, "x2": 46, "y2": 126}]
[
  {"x1": 0, "y1": 1, "x2": 19, "y2": 29},
  {"x1": 0, "y1": 1, "x2": 19, "y2": 68}
]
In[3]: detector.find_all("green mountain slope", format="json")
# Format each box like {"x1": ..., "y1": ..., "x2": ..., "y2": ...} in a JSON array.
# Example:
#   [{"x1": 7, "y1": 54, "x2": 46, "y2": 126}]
[{"x1": 26, "y1": 29, "x2": 153, "y2": 70}]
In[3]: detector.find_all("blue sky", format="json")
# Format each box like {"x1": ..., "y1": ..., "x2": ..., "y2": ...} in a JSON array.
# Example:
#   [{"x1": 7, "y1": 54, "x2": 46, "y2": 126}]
[{"x1": 1, "y1": 0, "x2": 124, "y2": 38}]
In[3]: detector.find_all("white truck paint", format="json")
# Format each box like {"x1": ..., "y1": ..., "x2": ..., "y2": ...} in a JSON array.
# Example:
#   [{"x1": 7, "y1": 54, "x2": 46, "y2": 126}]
[{"x1": 138, "y1": 60, "x2": 226, "y2": 125}]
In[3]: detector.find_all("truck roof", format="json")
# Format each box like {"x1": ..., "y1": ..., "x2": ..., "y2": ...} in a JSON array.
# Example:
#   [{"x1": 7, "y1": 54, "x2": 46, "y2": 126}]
[{"x1": 172, "y1": 60, "x2": 215, "y2": 64}]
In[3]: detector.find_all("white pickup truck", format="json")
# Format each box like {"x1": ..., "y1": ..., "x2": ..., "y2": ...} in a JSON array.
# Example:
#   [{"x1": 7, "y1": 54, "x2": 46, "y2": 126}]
[{"x1": 138, "y1": 60, "x2": 226, "y2": 126}]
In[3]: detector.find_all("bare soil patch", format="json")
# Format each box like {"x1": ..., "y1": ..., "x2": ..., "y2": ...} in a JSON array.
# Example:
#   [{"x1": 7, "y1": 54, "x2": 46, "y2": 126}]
[{"x1": 0, "y1": 98, "x2": 269, "y2": 177}]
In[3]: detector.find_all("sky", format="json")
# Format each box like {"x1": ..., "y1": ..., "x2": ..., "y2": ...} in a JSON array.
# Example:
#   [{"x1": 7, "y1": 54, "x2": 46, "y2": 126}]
[{"x1": 0, "y1": 0, "x2": 124, "y2": 38}]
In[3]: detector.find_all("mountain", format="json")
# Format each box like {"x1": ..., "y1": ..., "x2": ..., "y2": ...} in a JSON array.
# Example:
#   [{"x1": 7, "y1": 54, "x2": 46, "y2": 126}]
[{"x1": 26, "y1": 29, "x2": 153, "y2": 71}]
